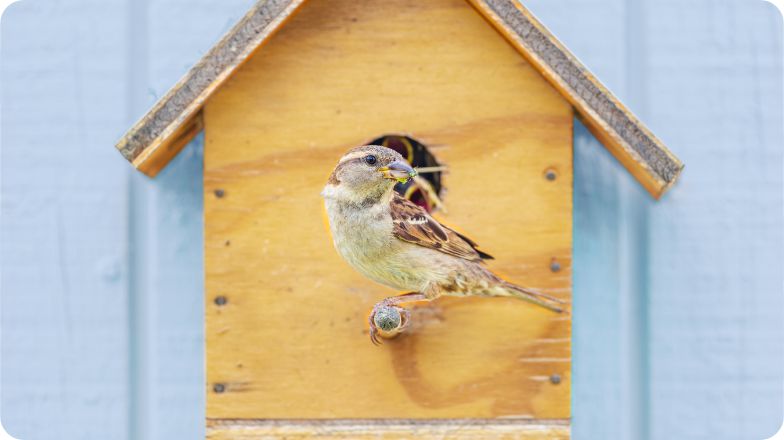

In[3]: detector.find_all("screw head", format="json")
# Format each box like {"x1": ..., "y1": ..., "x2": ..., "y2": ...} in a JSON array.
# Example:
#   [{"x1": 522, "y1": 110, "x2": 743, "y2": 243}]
[
  {"x1": 214, "y1": 296, "x2": 227, "y2": 306},
  {"x1": 213, "y1": 383, "x2": 226, "y2": 393},
  {"x1": 544, "y1": 169, "x2": 557, "y2": 181},
  {"x1": 550, "y1": 258, "x2": 561, "y2": 273},
  {"x1": 550, "y1": 374, "x2": 561, "y2": 385},
  {"x1": 214, "y1": 189, "x2": 226, "y2": 198}
]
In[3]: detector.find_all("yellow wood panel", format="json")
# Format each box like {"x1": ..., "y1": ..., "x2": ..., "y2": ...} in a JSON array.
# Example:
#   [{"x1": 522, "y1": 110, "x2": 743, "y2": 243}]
[{"x1": 204, "y1": 0, "x2": 572, "y2": 422}]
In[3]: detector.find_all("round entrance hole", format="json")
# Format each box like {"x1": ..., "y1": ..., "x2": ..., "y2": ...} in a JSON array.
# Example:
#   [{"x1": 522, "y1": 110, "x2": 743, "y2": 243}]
[{"x1": 369, "y1": 134, "x2": 443, "y2": 213}]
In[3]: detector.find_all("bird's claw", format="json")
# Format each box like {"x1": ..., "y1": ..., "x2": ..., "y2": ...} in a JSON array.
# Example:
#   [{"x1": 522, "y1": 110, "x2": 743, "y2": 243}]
[{"x1": 369, "y1": 320, "x2": 382, "y2": 346}]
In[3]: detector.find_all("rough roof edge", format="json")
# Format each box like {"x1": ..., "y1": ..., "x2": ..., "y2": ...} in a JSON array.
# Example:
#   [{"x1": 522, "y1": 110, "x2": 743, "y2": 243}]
[
  {"x1": 115, "y1": 0, "x2": 683, "y2": 198},
  {"x1": 115, "y1": 0, "x2": 307, "y2": 176},
  {"x1": 468, "y1": 0, "x2": 683, "y2": 198}
]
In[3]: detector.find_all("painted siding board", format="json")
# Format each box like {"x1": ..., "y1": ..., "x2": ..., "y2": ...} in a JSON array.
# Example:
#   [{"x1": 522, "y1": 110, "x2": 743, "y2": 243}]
[
  {"x1": 643, "y1": 1, "x2": 783, "y2": 438},
  {"x1": 572, "y1": 122, "x2": 625, "y2": 440},
  {"x1": 0, "y1": 1, "x2": 131, "y2": 439},
  {"x1": 148, "y1": 138, "x2": 205, "y2": 440},
  {"x1": 531, "y1": 1, "x2": 784, "y2": 439}
]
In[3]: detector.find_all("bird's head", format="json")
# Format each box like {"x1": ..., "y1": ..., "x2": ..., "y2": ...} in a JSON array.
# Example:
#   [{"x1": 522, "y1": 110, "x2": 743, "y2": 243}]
[{"x1": 322, "y1": 145, "x2": 417, "y2": 203}]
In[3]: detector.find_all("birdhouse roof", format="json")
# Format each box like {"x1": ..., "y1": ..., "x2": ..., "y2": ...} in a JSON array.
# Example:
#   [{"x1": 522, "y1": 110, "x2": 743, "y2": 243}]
[{"x1": 115, "y1": 0, "x2": 683, "y2": 198}]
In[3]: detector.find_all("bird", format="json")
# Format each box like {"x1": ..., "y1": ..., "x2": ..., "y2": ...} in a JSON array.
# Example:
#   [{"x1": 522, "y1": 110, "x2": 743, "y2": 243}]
[{"x1": 321, "y1": 145, "x2": 564, "y2": 344}]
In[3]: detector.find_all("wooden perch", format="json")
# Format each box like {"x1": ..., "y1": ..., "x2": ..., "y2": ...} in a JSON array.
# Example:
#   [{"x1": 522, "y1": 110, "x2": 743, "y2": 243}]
[{"x1": 373, "y1": 305, "x2": 405, "y2": 339}]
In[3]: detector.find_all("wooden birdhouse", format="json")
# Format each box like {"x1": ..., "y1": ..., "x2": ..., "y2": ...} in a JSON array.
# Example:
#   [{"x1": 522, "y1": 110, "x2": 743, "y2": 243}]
[{"x1": 116, "y1": 0, "x2": 682, "y2": 438}]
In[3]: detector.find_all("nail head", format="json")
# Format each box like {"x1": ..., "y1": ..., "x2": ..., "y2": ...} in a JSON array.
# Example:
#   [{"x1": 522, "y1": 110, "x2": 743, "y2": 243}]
[
  {"x1": 214, "y1": 296, "x2": 228, "y2": 306},
  {"x1": 213, "y1": 383, "x2": 225, "y2": 393},
  {"x1": 550, "y1": 374, "x2": 561, "y2": 385},
  {"x1": 544, "y1": 169, "x2": 557, "y2": 181},
  {"x1": 214, "y1": 189, "x2": 225, "y2": 198}
]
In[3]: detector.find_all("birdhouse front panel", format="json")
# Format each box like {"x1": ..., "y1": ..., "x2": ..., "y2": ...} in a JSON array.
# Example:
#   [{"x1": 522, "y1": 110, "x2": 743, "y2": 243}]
[{"x1": 203, "y1": 0, "x2": 572, "y2": 433}]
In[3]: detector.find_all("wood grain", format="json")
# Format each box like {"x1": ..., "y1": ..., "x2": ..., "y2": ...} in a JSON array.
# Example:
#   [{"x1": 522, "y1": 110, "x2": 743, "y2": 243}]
[
  {"x1": 204, "y1": 0, "x2": 572, "y2": 425},
  {"x1": 206, "y1": 419, "x2": 570, "y2": 439}
]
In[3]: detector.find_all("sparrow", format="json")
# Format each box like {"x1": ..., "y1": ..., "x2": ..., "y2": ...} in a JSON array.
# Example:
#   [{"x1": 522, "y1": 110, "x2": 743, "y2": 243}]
[{"x1": 321, "y1": 145, "x2": 564, "y2": 344}]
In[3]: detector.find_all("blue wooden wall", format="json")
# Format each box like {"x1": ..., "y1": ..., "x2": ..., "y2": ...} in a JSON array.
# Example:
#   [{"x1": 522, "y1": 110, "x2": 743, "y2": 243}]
[{"x1": 0, "y1": 0, "x2": 781, "y2": 439}]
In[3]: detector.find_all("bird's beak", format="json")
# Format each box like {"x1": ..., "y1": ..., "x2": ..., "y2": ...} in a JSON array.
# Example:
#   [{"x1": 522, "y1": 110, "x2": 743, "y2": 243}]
[{"x1": 379, "y1": 160, "x2": 417, "y2": 183}]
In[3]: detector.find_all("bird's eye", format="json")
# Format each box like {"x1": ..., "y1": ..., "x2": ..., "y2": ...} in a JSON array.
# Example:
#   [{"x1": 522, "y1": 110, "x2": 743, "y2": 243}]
[{"x1": 364, "y1": 155, "x2": 378, "y2": 165}]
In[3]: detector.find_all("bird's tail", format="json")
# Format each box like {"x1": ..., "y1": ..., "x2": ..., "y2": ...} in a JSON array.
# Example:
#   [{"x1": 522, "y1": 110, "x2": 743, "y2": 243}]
[{"x1": 490, "y1": 281, "x2": 565, "y2": 313}]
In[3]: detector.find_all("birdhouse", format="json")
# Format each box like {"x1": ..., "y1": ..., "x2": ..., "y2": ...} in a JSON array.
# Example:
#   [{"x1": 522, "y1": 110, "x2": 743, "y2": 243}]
[{"x1": 116, "y1": 0, "x2": 682, "y2": 438}]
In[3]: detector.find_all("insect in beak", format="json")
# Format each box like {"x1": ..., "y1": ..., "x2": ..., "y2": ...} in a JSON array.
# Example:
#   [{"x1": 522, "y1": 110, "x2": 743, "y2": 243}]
[{"x1": 379, "y1": 160, "x2": 417, "y2": 184}]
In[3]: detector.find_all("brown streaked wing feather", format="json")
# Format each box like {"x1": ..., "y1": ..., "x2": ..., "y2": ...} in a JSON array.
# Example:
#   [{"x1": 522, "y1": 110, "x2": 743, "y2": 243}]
[{"x1": 390, "y1": 194, "x2": 492, "y2": 262}]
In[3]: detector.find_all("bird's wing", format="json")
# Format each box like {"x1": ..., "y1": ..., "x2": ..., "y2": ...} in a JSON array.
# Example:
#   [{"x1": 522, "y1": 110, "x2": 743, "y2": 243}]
[{"x1": 389, "y1": 194, "x2": 493, "y2": 262}]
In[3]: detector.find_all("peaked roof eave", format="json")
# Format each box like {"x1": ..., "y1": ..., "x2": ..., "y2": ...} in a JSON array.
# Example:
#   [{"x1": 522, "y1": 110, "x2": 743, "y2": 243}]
[
  {"x1": 468, "y1": 0, "x2": 682, "y2": 198},
  {"x1": 115, "y1": 0, "x2": 683, "y2": 198},
  {"x1": 116, "y1": 0, "x2": 307, "y2": 176}
]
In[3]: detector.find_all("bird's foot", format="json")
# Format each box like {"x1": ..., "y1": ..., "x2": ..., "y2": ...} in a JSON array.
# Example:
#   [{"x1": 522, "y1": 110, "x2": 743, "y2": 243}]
[{"x1": 368, "y1": 300, "x2": 410, "y2": 346}]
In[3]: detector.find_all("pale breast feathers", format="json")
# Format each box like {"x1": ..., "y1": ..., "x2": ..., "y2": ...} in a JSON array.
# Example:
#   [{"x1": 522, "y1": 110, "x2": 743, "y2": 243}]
[{"x1": 389, "y1": 194, "x2": 493, "y2": 263}]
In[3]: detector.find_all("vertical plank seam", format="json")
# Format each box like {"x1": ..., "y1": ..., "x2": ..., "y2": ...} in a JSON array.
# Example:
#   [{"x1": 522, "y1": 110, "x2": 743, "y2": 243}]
[
  {"x1": 126, "y1": 0, "x2": 156, "y2": 438},
  {"x1": 619, "y1": 0, "x2": 651, "y2": 438}
]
